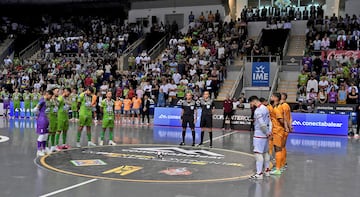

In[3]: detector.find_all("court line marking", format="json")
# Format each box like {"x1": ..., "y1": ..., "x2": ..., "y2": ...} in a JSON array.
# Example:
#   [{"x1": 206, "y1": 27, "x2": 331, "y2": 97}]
[
  {"x1": 39, "y1": 178, "x2": 98, "y2": 197},
  {"x1": 0, "y1": 135, "x2": 10, "y2": 143},
  {"x1": 203, "y1": 131, "x2": 238, "y2": 144}
]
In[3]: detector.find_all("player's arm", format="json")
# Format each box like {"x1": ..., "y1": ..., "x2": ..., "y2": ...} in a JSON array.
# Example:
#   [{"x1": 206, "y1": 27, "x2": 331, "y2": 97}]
[{"x1": 100, "y1": 100, "x2": 104, "y2": 113}]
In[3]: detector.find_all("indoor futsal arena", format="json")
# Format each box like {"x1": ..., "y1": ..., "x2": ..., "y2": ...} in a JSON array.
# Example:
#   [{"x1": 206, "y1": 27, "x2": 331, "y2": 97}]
[{"x1": 1, "y1": 0, "x2": 360, "y2": 197}]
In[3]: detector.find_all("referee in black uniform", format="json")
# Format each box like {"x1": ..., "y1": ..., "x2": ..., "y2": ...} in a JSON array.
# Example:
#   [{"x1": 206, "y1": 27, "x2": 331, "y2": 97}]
[
  {"x1": 180, "y1": 92, "x2": 197, "y2": 146},
  {"x1": 198, "y1": 91, "x2": 214, "y2": 148}
]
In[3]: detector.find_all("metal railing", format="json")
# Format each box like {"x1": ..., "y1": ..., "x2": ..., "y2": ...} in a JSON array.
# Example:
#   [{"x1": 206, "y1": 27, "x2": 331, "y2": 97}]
[
  {"x1": 19, "y1": 39, "x2": 41, "y2": 61},
  {"x1": 148, "y1": 33, "x2": 170, "y2": 61},
  {"x1": 229, "y1": 64, "x2": 245, "y2": 99},
  {"x1": 0, "y1": 38, "x2": 15, "y2": 62},
  {"x1": 245, "y1": 55, "x2": 280, "y2": 63},
  {"x1": 118, "y1": 36, "x2": 146, "y2": 71},
  {"x1": 268, "y1": 65, "x2": 281, "y2": 101},
  {"x1": 283, "y1": 29, "x2": 291, "y2": 57}
]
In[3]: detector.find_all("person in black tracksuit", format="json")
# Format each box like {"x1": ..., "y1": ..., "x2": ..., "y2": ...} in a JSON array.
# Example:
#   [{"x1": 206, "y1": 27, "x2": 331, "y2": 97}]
[
  {"x1": 198, "y1": 91, "x2": 214, "y2": 148},
  {"x1": 180, "y1": 92, "x2": 197, "y2": 146},
  {"x1": 142, "y1": 95, "x2": 151, "y2": 124}
]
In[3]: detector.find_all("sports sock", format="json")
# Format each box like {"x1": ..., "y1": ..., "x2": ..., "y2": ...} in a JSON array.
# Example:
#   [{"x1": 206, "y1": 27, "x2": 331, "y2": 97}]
[
  {"x1": 255, "y1": 154, "x2": 264, "y2": 174},
  {"x1": 209, "y1": 132, "x2": 213, "y2": 146},
  {"x1": 77, "y1": 132, "x2": 81, "y2": 142},
  {"x1": 55, "y1": 133, "x2": 60, "y2": 145},
  {"x1": 200, "y1": 131, "x2": 204, "y2": 143},
  {"x1": 62, "y1": 132, "x2": 67, "y2": 144},
  {"x1": 109, "y1": 131, "x2": 113, "y2": 141},
  {"x1": 191, "y1": 130, "x2": 196, "y2": 144},
  {"x1": 275, "y1": 151, "x2": 282, "y2": 170},
  {"x1": 37, "y1": 141, "x2": 41, "y2": 150},
  {"x1": 182, "y1": 130, "x2": 186, "y2": 143},
  {"x1": 41, "y1": 141, "x2": 46, "y2": 149},
  {"x1": 87, "y1": 133, "x2": 91, "y2": 141},
  {"x1": 50, "y1": 134, "x2": 55, "y2": 146},
  {"x1": 283, "y1": 147, "x2": 287, "y2": 166},
  {"x1": 101, "y1": 131, "x2": 105, "y2": 141}
]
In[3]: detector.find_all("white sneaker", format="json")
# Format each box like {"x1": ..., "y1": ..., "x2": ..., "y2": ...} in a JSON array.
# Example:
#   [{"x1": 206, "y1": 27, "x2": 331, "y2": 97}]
[
  {"x1": 99, "y1": 140, "x2": 104, "y2": 146},
  {"x1": 37, "y1": 150, "x2": 45, "y2": 157},
  {"x1": 76, "y1": 142, "x2": 81, "y2": 148},
  {"x1": 355, "y1": 134, "x2": 359, "y2": 139},
  {"x1": 45, "y1": 147, "x2": 51, "y2": 155},
  {"x1": 50, "y1": 146, "x2": 57, "y2": 152},
  {"x1": 264, "y1": 169, "x2": 271, "y2": 177},
  {"x1": 88, "y1": 141, "x2": 96, "y2": 147},
  {"x1": 249, "y1": 173, "x2": 263, "y2": 180},
  {"x1": 109, "y1": 140, "x2": 117, "y2": 146}
]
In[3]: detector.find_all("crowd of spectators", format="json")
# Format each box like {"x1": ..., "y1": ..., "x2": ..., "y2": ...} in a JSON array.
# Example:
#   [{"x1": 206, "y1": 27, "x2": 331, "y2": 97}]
[{"x1": 1, "y1": 11, "x2": 248, "y2": 109}]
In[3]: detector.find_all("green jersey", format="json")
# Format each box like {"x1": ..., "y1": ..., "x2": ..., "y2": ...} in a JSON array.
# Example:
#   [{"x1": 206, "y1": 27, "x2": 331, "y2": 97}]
[
  {"x1": 298, "y1": 74, "x2": 308, "y2": 86},
  {"x1": 23, "y1": 93, "x2": 31, "y2": 102},
  {"x1": 101, "y1": 99, "x2": 115, "y2": 119},
  {"x1": 57, "y1": 96, "x2": 70, "y2": 119},
  {"x1": 1, "y1": 91, "x2": 10, "y2": 102},
  {"x1": 13, "y1": 93, "x2": 21, "y2": 102},
  {"x1": 78, "y1": 93, "x2": 92, "y2": 116},
  {"x1": 31, "y1": 93, "x2": 41, "y2": 103}
]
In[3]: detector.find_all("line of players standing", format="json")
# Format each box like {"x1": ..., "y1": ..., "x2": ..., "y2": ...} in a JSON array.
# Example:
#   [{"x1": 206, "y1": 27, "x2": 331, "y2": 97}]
[{"x1": 31, "y1": 86, "x2": 151, "y2": 156}]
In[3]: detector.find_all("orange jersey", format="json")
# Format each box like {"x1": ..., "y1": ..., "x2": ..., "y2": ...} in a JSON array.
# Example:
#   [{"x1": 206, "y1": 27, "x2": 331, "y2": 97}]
[
  {"x1": 132, "y1": 98, "x2": 142, "y2": 109},
  {"x1": 123, "y1": 99, "x2": 132, "y2": 111},
  {"x1": 114, "y1": 100, "x2": 123, "y2": 110},
  {"x1": 269, "y1": 104, "x2": 285, "y2": 136},
  {"x1": 281, "y1": 102, "x2": 292, "y2": 128},
  {"x1": 91, "y1": 95, "x2": 97, "y2": 107}
]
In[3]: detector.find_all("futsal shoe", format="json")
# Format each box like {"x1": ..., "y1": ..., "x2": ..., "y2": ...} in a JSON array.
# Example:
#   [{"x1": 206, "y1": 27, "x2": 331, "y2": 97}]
[
  {"x1": 62, "y1": 144, "x2": 70, "y2": 149},
  {"x1": 355, "y1": 134, "x2": 359, "y2": 139},
  {"x1": 270, "y1": 169, "x2": 282, "y2": 175},
  {"x1": 45, "y1": 147, "x2": 52, "y2": 155},
  {"x1": 109, "y1": 140, "x2": 117, "y2": 146},
  {"x1": 99, "y1": 140, "x2": 104, "y2": 146},
  {"x1": 264, "y1": 168, "x2": 271, "y2": 177},
  {"x1": 197, "y1": 143, "x2": 204, "y2": 147},
  {"x1": 56, "y1": 146, "x2": 63, "y2": 152},
  {"x1": 179, "y1": 142, "x2": 185, "y2": 146},
  {"x1": 88, "y1": 141, "x2": 96, "y2": 147},
  {"x1": 50, "y1": 146, "x2": 57, "y2": 152},
  {"x1": 76, "y1": 142, "x2": 81, "y2": 148},
  {"x1": 37, "y1": 150, "x2": 45, "y2": 157},
  {"x1": 249, "y1": 173, "x2": 263, "y2": 180}
]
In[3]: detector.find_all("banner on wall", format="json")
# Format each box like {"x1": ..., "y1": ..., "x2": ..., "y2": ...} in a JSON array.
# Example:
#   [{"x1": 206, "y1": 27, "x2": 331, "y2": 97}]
[
  {"x1": 291, "y1": 113, "x2": 348, "y2": 136},
  {"x1": 322, "y1": 50, "x2": 360, "y2": 61},
  {"x1": 251, "y1": 62, "x2": 270, "y2": 86},
  {"x1": 9, "y1": 102, "x2": 31, "y2": 118}
]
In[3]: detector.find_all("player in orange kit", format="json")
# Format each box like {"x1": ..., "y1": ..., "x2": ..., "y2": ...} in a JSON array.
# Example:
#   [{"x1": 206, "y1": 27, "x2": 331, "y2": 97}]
[
  {"x1": 280, "y1": 92, "x2": 293, "y2": 170},
  {"x1": 269, "y1": 92, "x2": 288, "y2": 175},
  {"x1": 114, "y1": 97, "x2": 123, "y2": 124}
]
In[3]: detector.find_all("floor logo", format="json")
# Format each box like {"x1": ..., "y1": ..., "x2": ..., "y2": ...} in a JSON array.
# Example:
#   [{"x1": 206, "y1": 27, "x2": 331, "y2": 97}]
[
  {"x1": 159, "y1": 167, "x2": 192, "y2": 176},
  {"x1": 0, "y1": 135, "x2": 10, "y2": 143},
  {"x1": 38, "y1": 144, "x2": 254, "y2": 183}
]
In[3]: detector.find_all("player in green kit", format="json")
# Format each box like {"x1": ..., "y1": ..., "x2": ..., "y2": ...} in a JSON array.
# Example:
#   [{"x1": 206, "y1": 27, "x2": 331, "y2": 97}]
[
  {"x1": 12, "y1": 89, "x2": 22, "y2": 119},
  {"x1": 48, "y1": 88, "x2": 59, "y2": 152},
  {"x1": 76, "y1": 87, "x2": 96, "y2": 147},
  {"x1": 70, "y1": 88, "x2": 79, "y2": 122},
  {"x1": 99, "y1": 91, "x2": 117, "y2": 146},
  {"x1": 31, "y1": 89, "x2": 41, "y2": 119},
  {"x1": 23, "y1": 89, "x2": 32, "y2": 118},
  {"x1": 56, "y1": 88, "x2": 71, "y2": 150}
]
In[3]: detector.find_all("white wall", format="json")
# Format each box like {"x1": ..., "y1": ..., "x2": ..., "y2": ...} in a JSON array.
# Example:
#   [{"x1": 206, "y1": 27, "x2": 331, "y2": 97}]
[
  {"x1": 247, "y1": 21, "x2": 267, "y2": 38},
  {"x1": 128, "y1": 5, "x2": 225, "y2": 32},
  {"x1": 345, "y1": 0, "x2": 360, "y2": 16},
  {"x1": 236, "y1": 0, "x2": 247, "y2": 19}
]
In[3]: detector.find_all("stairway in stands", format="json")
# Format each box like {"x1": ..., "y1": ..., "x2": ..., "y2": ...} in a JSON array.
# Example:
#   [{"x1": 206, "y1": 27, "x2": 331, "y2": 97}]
[
  {"x1": 287, "y1": 36, "x2": 306, "y2": 57},
  {"x1": 217, "y1": 58, "x2": 244, "y2": 100},
  {"x1": 276, "y1": 71, "x2": 299, "y2": 103}
]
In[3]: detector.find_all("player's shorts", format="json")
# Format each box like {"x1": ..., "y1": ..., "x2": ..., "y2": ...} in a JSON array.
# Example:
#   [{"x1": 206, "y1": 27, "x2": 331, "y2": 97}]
[
  {"x1": 79, "y1": 114, "x2": 92, "y2": 127},
  {"x1": 102, "y1": 116, "x2": 115, "y2": 129},
  {"x1": 253, "y1": 137, "x2": 269, "y2": 153},
  {"x1": 57, "y1": 118, "x2": 69, "y2": 131},
  {"x1": 3, "y1": 102, "x2": 10, "y2": 109},
  {"x1": 24, "y1": 102, "x2": 31, "y2": 109},
  {"x1": 200, "y1": 115, "x2": 212, "y2": 128},
  {"x1": 124, "y1": 110, "x2": 131, "y2": 115},
  {"x1": 49, "y1": 115, "x2": 58, "y2": 133},
  {"x1": 115, "y1": 110, "x2": 122, "y2": 115},
  {"x1": 37, "y1": 117, "x2": 49, "y2": 134},
  {"x1": 283, "y1": 132, "x2": 289, "y2": 146},
  {"x1": 14, "y1": 101, "x2": 20, "y2": 109},
  {"x1": 132, "y1": 109, "x2": 140, "y2": 115},
  {"x1": 272, "y1": 133, "x2": 285, "y2": 148},
  {"x1": 182, "y1": 116, "x2": 195, "y2": 129}
]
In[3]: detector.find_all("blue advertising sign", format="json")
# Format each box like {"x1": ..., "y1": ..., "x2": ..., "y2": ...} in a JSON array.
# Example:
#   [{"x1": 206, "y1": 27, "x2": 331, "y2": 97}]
[
  {"x1": 153, "y1": 126, "x2": 201, "y2": 143},
  {"x1": 286, "y1": 134, "x2": 348, "y2": 155},
  {"x1": 251, "y1": 62, "x2": 270, "y2": 86},
  {"x1": 291, "y1": 113, "x2": 348, "y2": 136},
  {"x1": 9, "y1": 102, "x2": 31, "y2": 118},
  {"x1": 153, "y1": 107, "x2": 202, "y2": 127}
]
